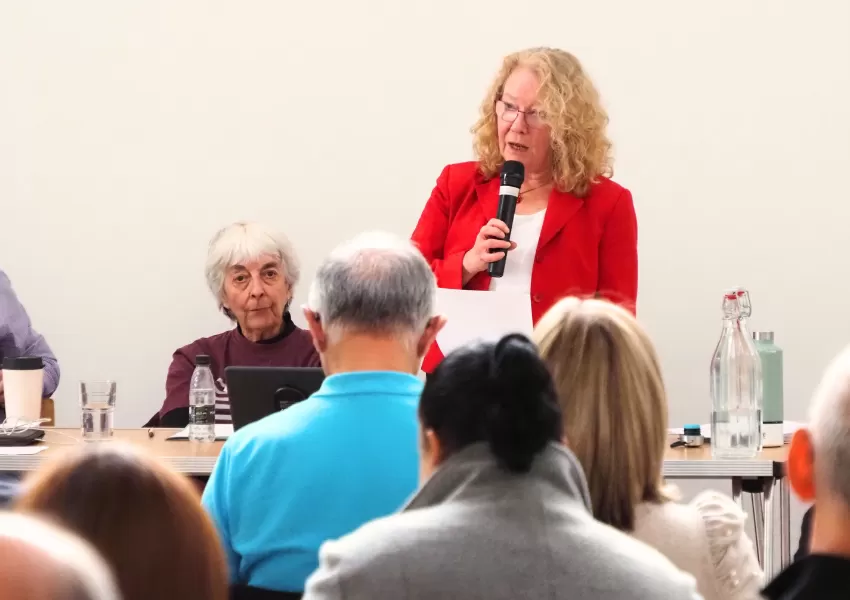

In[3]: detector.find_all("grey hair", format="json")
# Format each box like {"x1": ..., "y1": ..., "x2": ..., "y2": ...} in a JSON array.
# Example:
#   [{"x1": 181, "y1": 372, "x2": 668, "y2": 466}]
[
  {"x1": 809, "y1": 345, "x2": 850, "y2": 504},
  {"x1": 307, "y1": 231, "x2": 436, "y2": 337},
  {"x1": 204, "y1": 221, "x2": 301, "y2": 319},
  {"x1": 0, "y1": 513, "x2": 120, "y2": 600}
]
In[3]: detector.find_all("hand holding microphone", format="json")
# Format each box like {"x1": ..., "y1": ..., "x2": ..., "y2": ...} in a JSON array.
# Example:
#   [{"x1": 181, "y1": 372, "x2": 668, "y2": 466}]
[
  {"x1": 461, "y1": 160, "x2": 526, "y2": 283},
  {"x1": 488, "y1": 161, "x2": 525, "y2": 277},
  {"x1": 461, "y1": 219, "x2": 516, "y2": 280}
]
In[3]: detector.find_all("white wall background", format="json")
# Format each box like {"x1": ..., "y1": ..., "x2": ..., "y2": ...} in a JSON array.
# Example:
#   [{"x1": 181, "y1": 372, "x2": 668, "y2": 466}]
[{"x1": 1, "y1": 0, "x2": 849, "y2": 551}]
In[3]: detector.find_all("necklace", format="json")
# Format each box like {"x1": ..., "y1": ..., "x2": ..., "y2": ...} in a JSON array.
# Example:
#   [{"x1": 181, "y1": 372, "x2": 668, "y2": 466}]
[{"x1": 517, "y1": 182, "x2": 552, "y2": 203}]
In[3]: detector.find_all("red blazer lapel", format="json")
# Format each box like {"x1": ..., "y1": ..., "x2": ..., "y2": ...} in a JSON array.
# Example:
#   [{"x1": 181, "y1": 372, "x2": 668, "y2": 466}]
[
  {"x1": 475, "y1": 176, "x2": 500, "y2": 222},
  {"x1": 539, "y1": 189, "x2": 584, "y2": 250}
]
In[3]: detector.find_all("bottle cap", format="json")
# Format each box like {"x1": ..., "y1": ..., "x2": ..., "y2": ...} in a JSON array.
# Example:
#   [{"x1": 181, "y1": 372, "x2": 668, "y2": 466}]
[
  {"x1": 195, "y1": 355, "x2": 211, "y2": 366},
  {"x1": 736, "y1": 289, "x2": 752, "y2": 318},
  {"x1": 753, "y1": 331, "x2": 774, "y2": 342}
]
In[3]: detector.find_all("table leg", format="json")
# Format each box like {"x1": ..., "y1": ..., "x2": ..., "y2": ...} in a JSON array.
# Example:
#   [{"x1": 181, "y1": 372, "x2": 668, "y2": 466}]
[
  {"x1": 732, "y1": 477, "x2": 743, "y2": 508},
  {"x1": 762, "y1": 477, "x2": 776, "y2": 578},
  {"x1": 750, "y1": 489, "x2": 764, "y2": 565},
  {"x1": 780, "y1": 475, "x2": 791, "y2": 569}
]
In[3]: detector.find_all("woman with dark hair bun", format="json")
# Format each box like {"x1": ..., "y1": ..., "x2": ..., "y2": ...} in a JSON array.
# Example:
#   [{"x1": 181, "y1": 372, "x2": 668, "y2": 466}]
[
  {"x1": 303, "y1": 335, "x2": 701, "y2": 600},
  {"x1": 417, "y1": 333, "x2": 561, "y2": 475}
]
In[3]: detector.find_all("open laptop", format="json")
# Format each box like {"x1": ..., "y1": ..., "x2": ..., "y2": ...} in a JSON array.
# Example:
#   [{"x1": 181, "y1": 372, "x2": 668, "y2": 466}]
[{"x1": 225, "y1": 366, "x2": 325, "y2": 431}]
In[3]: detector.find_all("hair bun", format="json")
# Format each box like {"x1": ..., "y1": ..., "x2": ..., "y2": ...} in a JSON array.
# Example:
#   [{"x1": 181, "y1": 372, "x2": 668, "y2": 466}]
[{"x1": 485, "y1": 334, "x2": 561, "y2": 473}]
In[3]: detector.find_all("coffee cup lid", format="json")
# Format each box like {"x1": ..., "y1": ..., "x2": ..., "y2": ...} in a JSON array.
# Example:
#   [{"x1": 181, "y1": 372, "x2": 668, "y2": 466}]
[{"x1": 2, "y1": 357, "x2": 44, "y2": 371}]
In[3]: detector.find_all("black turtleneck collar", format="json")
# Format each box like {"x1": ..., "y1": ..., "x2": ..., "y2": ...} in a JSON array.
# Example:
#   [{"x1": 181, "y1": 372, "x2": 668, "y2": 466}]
[{"x1": 236, "y1": 311, "x2": 296, "y2": 345}]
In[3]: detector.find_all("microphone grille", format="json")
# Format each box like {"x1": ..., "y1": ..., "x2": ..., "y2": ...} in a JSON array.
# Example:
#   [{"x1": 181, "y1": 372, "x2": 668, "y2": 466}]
[{"x1": 500, "y1": 160, "x2": 525, "y2": 186}]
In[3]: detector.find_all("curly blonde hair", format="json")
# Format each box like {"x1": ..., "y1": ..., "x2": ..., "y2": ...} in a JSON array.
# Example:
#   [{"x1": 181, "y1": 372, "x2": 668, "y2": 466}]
[{"x1": 472, "y1": 47, "x2": 613, "y2": 198}]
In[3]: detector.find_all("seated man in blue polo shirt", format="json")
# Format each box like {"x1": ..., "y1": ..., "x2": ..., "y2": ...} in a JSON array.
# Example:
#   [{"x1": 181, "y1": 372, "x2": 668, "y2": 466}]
[{"x1": 202, "y1": 232, "x2": 445, "y2": 594}]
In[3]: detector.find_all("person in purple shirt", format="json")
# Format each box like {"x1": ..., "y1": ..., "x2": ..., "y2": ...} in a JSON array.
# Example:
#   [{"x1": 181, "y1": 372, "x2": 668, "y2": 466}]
[
  {"x1": 0, "y1": 268, "x2": 60, "y2": 505},
  {"x1": 0, "y1": 269, "x2": 60, "y2": 414},
  {"x1": 148, "y1": 222, "x2": 319, "y2": 428}
]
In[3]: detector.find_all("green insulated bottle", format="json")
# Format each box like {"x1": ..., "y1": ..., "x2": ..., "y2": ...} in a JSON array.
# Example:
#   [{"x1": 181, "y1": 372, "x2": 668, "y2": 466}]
[{"x1": 753, "y1": 331, "x2": 783, "y2": 447}]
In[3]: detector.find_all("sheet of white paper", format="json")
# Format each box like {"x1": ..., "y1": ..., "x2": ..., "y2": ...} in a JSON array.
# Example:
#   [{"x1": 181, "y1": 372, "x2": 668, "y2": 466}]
[
  {"x1": 668, "y1": 420, "x2": 804, "y2": 442},
  {"x1": 0, "y1": 445, "x2": 47, "y2": 455},
  {"x1": 435, "y1": 289, "x2": 534, "y2": 356},
  {"x1": 167, "y1": 424, "x2": 233, "y2": 441}
]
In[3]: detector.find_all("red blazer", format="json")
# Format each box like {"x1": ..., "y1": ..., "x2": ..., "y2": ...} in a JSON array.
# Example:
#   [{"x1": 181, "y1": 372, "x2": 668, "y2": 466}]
[{"x1": 412, "y1": 161, "x2": 638, "y2": 373}]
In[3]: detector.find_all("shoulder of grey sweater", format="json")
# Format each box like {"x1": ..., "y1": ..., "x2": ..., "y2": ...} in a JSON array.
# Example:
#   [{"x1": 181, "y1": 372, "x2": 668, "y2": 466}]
[{"x1": 304, "y1": 513, "x2": 417, "y2": 599}]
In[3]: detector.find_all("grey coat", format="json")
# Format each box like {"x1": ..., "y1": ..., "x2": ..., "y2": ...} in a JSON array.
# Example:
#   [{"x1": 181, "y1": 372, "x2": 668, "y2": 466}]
[{"x1": 303, "y1": 442, "x2": 703, "y2": 600}]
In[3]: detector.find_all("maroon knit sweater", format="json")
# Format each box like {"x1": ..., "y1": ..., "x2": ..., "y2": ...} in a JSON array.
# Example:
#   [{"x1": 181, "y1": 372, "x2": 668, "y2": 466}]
[{"x1": 155, "y1": 313, "x2": 319, "y2": 427}]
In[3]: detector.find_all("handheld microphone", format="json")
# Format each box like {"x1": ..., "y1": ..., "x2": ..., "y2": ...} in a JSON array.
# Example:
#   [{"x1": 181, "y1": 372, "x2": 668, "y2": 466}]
[{"x1": 488, "y1": 160, "x2": 525, "y2": 278}]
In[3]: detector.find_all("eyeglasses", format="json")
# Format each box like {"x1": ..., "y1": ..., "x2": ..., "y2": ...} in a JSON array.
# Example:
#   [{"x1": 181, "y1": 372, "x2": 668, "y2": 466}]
[{"x1": 496, "y1": 99, "x2": 546, "y2": 128}]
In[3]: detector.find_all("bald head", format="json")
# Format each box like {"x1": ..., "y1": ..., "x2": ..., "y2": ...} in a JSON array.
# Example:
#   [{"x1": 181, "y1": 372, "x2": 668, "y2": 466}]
[{"x1": 0, "y1": 513, "x2": 119, "y2": 600}]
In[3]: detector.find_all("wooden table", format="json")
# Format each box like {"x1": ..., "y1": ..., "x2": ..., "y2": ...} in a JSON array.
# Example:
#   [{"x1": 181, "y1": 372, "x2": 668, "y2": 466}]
[
  {"x1": 0, "y1": 429, "x2": 791, "y2": 577},
  {"x1": 665, "y1": 438, "x2": 790, "y2": 578},
  {"x1": 0, "y1": 428, "x2": 223, "y2": 475}
]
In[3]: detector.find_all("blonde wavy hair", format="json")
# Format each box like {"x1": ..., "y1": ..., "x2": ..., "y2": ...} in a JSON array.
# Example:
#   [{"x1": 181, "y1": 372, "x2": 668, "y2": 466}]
[
  {"x1": 472, "y1": 47, "x2": 613, "y2": 198},
  {"x1": 533, "y1": 297, "x2": 672, "y2": 531}
]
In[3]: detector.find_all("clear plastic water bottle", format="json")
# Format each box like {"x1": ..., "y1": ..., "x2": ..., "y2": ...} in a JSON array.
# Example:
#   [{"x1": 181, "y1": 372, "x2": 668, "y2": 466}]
[
  {"x1": 189, "y1": 355, "x2": 216, "y2": 442},
  {"x1": 735, "y1": 288, "x2": 763, "y2": 450},
  {"x1": 710, "y1": 290, "x2": 761, "y2": 459}
]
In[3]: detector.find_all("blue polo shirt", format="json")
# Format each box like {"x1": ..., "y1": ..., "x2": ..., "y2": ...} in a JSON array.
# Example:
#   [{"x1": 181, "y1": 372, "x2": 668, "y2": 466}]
[{"x1": 201, "y1": 370, "x2": 422, "y2": 593}]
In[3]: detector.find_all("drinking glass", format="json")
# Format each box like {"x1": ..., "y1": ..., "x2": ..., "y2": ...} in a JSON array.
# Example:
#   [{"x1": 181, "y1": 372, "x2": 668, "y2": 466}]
[{"x1": 80, "y1": 381, "x2": 116, "y2": 441}]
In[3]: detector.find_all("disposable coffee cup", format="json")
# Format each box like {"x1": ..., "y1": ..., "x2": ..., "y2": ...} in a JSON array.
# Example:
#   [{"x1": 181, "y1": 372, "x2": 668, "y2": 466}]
[{"x1": 2, "y1": 356, "x2": 44, "y2": 423}]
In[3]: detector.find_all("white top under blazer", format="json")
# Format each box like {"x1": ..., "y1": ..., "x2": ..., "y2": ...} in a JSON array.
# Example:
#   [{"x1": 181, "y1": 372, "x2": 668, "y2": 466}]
[{"x1": 489, "y1": 210, "x2": 546, "y2": 293}]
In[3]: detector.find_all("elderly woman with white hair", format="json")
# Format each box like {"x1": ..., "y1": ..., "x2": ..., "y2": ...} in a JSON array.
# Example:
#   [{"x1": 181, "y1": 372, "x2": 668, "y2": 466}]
[{"x1": 152, "y1": 222, "x2": 319, "y2": 427}]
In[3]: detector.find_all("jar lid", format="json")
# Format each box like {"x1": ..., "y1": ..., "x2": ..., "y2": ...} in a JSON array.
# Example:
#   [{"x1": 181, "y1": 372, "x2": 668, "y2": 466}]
[{"x1": 753, "y1": 331, "x2": 774, "y2": 342}]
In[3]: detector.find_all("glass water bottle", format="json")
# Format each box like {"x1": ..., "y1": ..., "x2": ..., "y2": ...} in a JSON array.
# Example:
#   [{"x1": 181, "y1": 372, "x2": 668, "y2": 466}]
[
  {"x1": 710, "y1": 291, "x2": 762, "y2": 459},
  {"x1": 735, "y1": 288, "x2": 763, "y2": 450}
]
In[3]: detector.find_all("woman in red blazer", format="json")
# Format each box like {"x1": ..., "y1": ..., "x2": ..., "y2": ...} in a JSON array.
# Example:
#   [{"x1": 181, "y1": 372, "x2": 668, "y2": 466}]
[{"x1": 412, "y1": 47, "x2": 637, "y2": 373}]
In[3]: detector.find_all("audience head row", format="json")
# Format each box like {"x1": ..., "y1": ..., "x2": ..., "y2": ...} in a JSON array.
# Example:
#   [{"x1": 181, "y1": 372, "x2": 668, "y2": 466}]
[
  {"x1": 16, "y1": 443, "x2": 228, "y2": 600},
  {"x1": 201, "y1": 224, "x2": 679, "y2": 523},
  {"x1": 14, "y1": 226, "x2": 850, "y2": 598},
  {"x1": 3, "y1": 293, "x2": 683, "y2": 600},
  {"x1": 202, "y1": 219, "x2": 850, "y2": 528}
]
